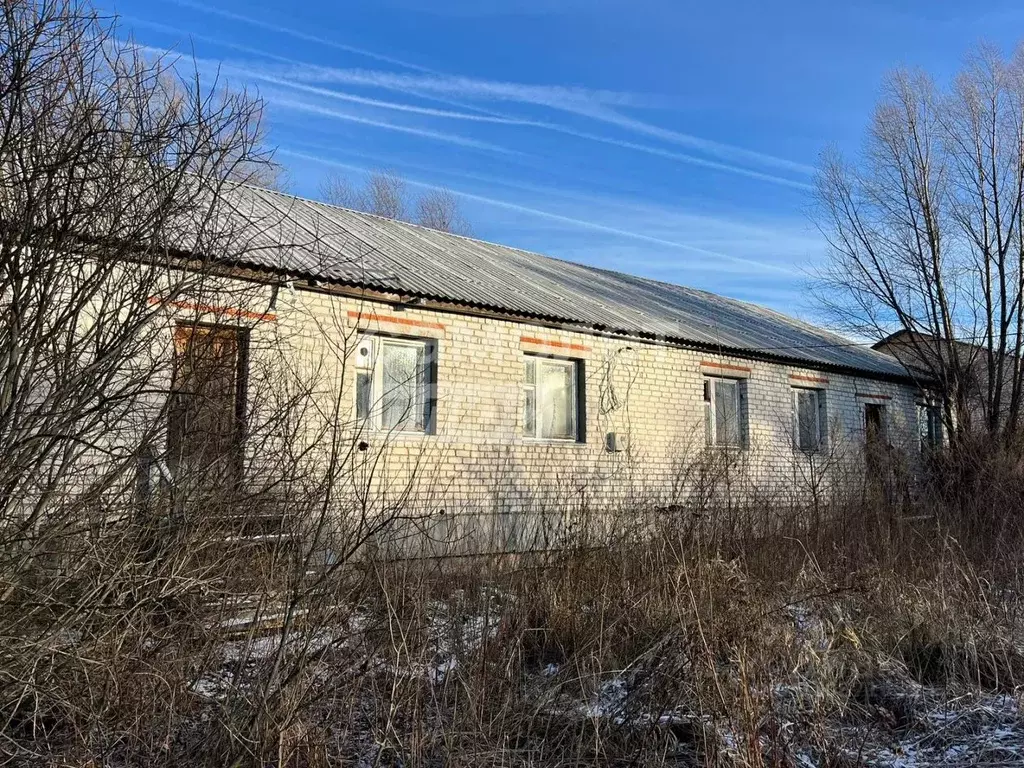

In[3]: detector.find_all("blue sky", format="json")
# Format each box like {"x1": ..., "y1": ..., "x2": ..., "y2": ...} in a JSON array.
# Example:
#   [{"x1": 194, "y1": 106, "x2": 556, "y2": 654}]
[{"x1": 105, "y1": 0, "x2": 1024, "y2": 317}]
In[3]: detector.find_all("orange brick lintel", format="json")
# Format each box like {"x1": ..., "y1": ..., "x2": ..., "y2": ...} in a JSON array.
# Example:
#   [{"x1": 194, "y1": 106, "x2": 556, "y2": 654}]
[
  {"x1": 348, "y1": 310, "x2": 445, "y2": 331},
  {"x1": 789, "y1": 374, "x2": 829, "y2": 385},
  {"x1": 148, "y1": 296, "x2": 276, "y2": 322},
  {"x1": 520, "y1": 336, "x2": 591, "y2": 353},
  {"x1": 700, "y1": 360, "x2": 752, "y2": 374},
  {"x1": 856, "y1": 392, "x2": 892, "y2": 400}
]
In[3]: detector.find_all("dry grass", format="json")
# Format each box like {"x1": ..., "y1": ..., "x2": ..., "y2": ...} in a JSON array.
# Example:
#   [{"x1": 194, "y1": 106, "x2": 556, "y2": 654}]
[{"x1": 4, "y1": 457, "x2": 1024, "y2": 767}]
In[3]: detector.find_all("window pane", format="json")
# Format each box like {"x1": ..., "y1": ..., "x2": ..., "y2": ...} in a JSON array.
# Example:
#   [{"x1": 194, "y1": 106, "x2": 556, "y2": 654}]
[
  {"x1": 714, "y1": 379, "x2": 740, "y2": 446},
  {"x1": 797, "y1": 390, "x2": 818, "y2": 451},
  {"x1": 523, "y1": 358, "x2": 536, "y2": 436},
  {"x1": 919, "y1": 404, "x2": 942, "y2": 450},
  {"x1": 930, "y1": 407, "x2": 942, "y2": 446},
  {"x1": 865, "y1": 404, "x2": 885, "y2": 443},
  {"x1": 523, "y1": 387, "x2": 536, "y2": 435},
  {"x1": 355, "y1": 336, "x2": 375, "y2": 371},
  {"x1": 539, "y1": 361, "x2": 574, "y2": 439},
  {"x1": 704, "y1": 401, "x2": 713, "y2": 445},
  {"x1": 356, "y1": 371, "x2": 372, "y2": 420},
  {"x1": 381, "y1": 342, "x2": 424, "y2": 431}
]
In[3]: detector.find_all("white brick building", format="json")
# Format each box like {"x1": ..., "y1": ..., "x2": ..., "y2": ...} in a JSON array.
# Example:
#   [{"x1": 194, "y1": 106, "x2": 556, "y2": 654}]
[{"x1": 156, "y1": 184, "x2": 928, "y2": 553}]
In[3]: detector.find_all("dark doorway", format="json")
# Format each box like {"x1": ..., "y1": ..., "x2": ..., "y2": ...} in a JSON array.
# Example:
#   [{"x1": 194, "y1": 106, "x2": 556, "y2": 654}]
[{"x1": 167, "y1": 323, "x2": 248, "y2": 495}]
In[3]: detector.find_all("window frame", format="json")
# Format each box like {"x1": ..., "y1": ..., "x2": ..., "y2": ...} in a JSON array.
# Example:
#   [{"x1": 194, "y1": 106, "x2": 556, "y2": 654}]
[
  {"x1": 864, "y1": 402, "x2": 888, "y2": 444},
  {"x1": 354, "y1": 333, "x2": 437, "y2": 435},
  {"x1": 703, "y1": 375, "x2": 746, "y2": 449},
  {"x1": 917, "y1": 401, "x2": 943, "y2": 453},
  {"x1": 792, "y1": 386, "x2": 827, "y2": 454},
  {"x1": 522, "y1": 353, "x2": 583, "y2": 442}
]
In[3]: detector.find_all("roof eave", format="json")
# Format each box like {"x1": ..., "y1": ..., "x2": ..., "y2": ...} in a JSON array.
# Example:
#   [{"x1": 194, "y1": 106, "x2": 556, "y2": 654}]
[{"x1": 227, "y1": 259, "x2": 917, "y2": 385}]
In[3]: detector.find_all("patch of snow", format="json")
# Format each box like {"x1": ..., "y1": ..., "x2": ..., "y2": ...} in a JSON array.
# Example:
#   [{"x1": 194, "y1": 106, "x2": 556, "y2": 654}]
[
  {"x1": 428, "y1": 657, "x2": 458, "y2": 684},
  {"x1": 189, "y1": 666, "x2": 234, "y2": 699},
  {"x1": 579, "y1": 676, "x2": 629, "y2": 720},
  {"x1": 843, "y1": 690, "x2": 1024, "y2": 766}
]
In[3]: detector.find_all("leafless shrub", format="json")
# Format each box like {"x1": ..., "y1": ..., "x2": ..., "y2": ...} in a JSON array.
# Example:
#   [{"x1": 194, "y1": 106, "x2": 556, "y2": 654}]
[
  {"x1": 317, "y1": 173, "x2": 359, "y2": 211},
  {"x1": 361, "y1": 168, "x2": 407, "y2": 221},
  {"x1": 0, "y1": 1, "x2": 395, "y2": 763},
  {"x1": 260, "y1": 468, "x2": 1024, "y2": 767}
]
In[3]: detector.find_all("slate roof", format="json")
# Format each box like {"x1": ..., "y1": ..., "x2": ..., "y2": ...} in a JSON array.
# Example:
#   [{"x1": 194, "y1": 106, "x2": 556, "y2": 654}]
[{"x1": 215, "y1": 183, "x2": 912, "y2": 382}]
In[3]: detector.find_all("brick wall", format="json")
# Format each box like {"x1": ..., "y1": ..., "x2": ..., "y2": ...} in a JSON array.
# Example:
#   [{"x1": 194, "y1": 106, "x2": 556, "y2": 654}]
[{"x1": 218, "y1": 281, "x2": 922, "y2": 553}]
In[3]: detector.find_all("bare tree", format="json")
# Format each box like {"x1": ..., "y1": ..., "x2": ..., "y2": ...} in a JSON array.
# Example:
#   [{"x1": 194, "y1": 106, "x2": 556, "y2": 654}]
[
  {"x1": 417, "y1": 187, "x2": 471, "y2": 235},
  {"x1": 0, "y1": 0, "x2": 271, "y2": 534},
  {"x1": 363, "y1": 168, "x2": 407, "y2": 220},
  {"x1": 0, "y1": 0, "x2": 323, "y2": 758},
  {"x1": 0, "y1": 3, "x2": 465, "y2": 762},
  {"x1": 320, "y1": 169, "x2": 471, "y2": 234},
  {"x1": 318, "y1": 172, "x2": 359, "y2": 209},
  {"x1": 816, "y1": 44, "x2": 1024, "y2": 444}
]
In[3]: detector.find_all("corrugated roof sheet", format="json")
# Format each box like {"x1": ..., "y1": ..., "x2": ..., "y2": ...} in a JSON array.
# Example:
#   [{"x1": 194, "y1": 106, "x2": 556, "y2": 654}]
[{"x1": 215, "y1": 183, "x2": 911, "y2": 381}]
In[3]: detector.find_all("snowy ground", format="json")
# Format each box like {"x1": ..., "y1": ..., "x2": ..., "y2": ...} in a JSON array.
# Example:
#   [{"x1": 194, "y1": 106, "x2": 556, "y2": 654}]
[
  {"x1": 184, "y1": 596, "x2": 1024, "y2": 767},
  {"x1": 837, "y1": 692, "x2": 1023, "y2": 767}
]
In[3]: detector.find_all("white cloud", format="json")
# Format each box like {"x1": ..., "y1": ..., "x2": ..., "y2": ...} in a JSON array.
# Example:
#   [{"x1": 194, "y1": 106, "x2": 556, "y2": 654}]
[
  {"x1": 229, "y1": 68, "x2": 528, "y2": 125},
  {"x1": 124, "y1": 22, "x2": 811, "y2": 187},
  {"x1": 271, "y1": 66, "x2": 812, "y2": 174},
  {"x1": 120, "y1": 42, "x2": 521, "y2": 155},
  {"x1": 221, "y1": 58, "x2": 813, "y2": 188},
  {"x1": 161, "y1": 0, "x2": 435, "y2": 72},
  {"x1": 370, "y1": 0, "x2": 623, "y2": 17},
  {"x1": 265, "y1": 95, "x2": 521, "y2": 154}
]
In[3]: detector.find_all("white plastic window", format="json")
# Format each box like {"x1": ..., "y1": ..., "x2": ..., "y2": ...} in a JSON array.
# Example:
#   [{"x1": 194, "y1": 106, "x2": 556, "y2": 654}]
[
  {"x1": 704, "y1": 377, "x2": 744, "y2": 447},
  {"x1": 523, "y1": 355, "x2": 578, "y2": 440},
  {"x1": 354, "y1": 335, "x2": 435, "y2": 433}
]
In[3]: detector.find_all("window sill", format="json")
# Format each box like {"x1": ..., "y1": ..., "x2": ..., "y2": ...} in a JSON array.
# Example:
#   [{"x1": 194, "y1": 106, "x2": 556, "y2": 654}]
[
  {"x1": 358, "y1": 428, "x2": 434, "y2": 440},
  {"x1": 521, "y1": 437, "x2": 587, "y2": 446}
]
